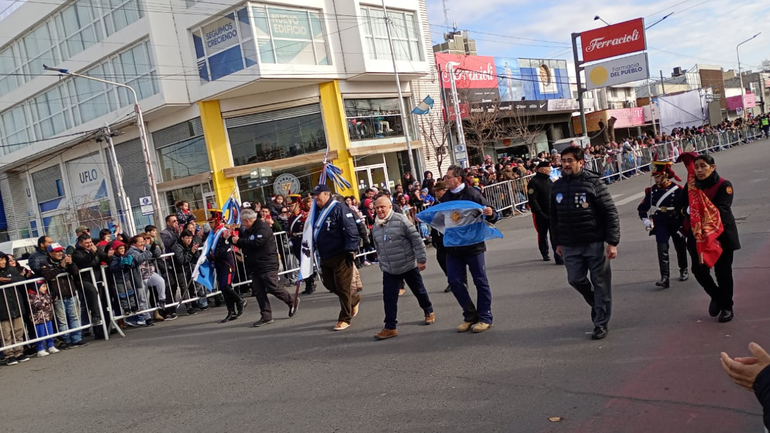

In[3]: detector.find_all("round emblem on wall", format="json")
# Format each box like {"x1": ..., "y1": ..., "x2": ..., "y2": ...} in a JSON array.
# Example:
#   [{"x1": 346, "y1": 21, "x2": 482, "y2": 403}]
[{"x1": 273, "y1": 173, "x2": 301, "y2": 196}]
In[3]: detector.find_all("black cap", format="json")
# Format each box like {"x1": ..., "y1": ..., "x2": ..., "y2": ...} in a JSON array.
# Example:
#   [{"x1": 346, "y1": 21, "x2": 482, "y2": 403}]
[
  {"x1": 312, "y1": 184, "x2": 331, "y2": 195},
  {"x1": 537, "y1": 160, "x2": 551, "y2": 169}
]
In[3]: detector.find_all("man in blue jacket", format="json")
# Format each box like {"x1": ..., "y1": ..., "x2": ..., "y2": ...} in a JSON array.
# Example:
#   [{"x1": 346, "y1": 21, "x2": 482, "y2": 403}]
[
  {"x1": 312, "y1": 184, "x2": 361, "y2": 331},
  {"x1": 441, "y1": 165, "x2": 498, "y2": 333}
]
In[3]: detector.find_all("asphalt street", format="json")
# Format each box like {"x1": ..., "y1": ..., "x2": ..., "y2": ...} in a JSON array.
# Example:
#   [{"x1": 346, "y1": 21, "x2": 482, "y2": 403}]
[{"x1": 1, "y1": 140, "x2": 768, "y2": 433}]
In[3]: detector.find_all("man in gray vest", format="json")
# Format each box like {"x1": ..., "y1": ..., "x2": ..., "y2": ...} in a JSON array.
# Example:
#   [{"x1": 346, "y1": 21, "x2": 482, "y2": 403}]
[{"x1": 371, "y1": 196, "x2": 434, "y2": 340}]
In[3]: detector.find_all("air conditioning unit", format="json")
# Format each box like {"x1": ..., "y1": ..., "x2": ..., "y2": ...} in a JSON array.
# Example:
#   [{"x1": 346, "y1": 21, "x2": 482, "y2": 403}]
[{"x1": 672, "y1": 67, "x2": 684, "y2": 77}]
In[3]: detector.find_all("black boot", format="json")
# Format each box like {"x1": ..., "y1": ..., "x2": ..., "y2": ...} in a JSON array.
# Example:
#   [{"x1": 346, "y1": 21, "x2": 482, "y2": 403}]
[
  {"x1": 655, "y1": 243, "x2": 670, "y2": 288},
  {"x1": 220, "y1": 311, "x2": 237, "y2": 323},
  {"x1": 302, "y1": 279, "x2": 316, "y2": 295},
  {"x1": 679, "y1": 268, "x2": 689, "y2": 281},
  {"x1": 236, "y1": 299, "x2": 247, "y2": 317}
]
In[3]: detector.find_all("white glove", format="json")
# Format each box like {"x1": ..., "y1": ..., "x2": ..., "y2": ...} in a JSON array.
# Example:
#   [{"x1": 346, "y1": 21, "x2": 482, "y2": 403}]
[{"x1": 642, "y1": 218, "x2": 652, "y2": 231}]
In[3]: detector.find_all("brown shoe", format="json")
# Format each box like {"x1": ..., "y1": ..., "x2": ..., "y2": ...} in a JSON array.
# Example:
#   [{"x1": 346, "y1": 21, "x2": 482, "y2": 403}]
[
  {"x1": 456, "y1": 321, "x2": 475, "y2": 333},
  {"x1": 117, "y1": 319, "x2": 127, "y2": 330},
  {"x1": 398, "y1": 288, "x2": 406, "y2": 296},
  {"x1": 424, "y1": 312, "x2": 435, "y2": 325},
  {"x1": 471, "y1": 322, "x2": 493, "y2": 333},
  {"x1": 334, "y1": 321, "x2": 350, "y2": 331},
  {"x1": 352, "y1": 302, "x2": 360, "y2": 318},
  {"x1": 153, "y1": 311, "x2": 165, "y2": 322},
  {"x1": 374, "y1": 328, "x2": 398, "y2": 340}
]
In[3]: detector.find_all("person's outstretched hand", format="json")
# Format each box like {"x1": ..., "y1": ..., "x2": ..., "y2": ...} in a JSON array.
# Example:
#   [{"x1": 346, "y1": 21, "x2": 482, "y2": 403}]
[{"x1": 721, "y1": 342, "x2": 770, "y2": 391}]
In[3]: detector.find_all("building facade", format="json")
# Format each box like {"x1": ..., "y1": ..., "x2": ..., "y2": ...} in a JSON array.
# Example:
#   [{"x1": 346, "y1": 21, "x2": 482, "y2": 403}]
[{"x1": 0, "y1": 0, "x2": 440, "y2": 244}]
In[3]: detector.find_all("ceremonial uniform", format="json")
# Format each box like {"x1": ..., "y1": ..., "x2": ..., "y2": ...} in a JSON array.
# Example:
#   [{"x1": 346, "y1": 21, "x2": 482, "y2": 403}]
[{"x1": 637, "y1": 162, "x2": 688, "y2": 288}]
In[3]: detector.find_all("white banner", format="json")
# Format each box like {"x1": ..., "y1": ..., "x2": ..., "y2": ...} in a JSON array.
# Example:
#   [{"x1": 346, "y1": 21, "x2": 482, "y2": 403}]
[
  {"x1": 66, "y1": 154, "x2": 109, "y2": 208},
  {"x1": 585, "y1": 52, "x2": 649, "y2": 90}
]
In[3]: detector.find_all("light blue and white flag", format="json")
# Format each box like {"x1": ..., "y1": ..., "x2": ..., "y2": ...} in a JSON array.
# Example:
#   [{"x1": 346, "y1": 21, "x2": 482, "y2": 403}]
[
  {"x1": 191, "y1": 226, "x2": 225, "y2": 291},
  {"x1": 416, "y1": 200, "x2": 503, "y2": 247},
  {"x1": 411, "y1": 95, "x2": 434, "y2": 115}
]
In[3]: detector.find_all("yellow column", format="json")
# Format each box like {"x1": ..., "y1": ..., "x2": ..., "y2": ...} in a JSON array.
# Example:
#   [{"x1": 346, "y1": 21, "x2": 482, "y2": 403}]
[
  {"x1": 199, "y1": 100, "x2": 237, "y2": 209},
  {"x1": 319, "y1": 80, "x2": 358, "y2": 198}
]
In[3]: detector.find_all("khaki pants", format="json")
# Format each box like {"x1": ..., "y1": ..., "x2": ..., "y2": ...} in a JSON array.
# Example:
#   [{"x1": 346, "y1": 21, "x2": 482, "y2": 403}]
[
  {"x1": 320, "y1": 253, "x2": 361, "y2": 324},
  {"x1": 1, "y1": 317, "x2": 25, "y2": 358},
  {"x1": 351, "y1": 266, "x2": 362, "y2": 292}
]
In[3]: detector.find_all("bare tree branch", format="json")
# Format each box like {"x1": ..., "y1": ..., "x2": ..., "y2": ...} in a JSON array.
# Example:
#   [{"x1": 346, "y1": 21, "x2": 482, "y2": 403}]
[{"x1": 418, "y1": 112, "x2": 450, "y2": 176}]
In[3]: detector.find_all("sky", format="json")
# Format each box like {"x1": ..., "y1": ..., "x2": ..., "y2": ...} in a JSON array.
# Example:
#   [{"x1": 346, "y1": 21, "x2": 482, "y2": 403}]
[{"x1": 425, "y1": 0, "x2": 770, "y2": 83}]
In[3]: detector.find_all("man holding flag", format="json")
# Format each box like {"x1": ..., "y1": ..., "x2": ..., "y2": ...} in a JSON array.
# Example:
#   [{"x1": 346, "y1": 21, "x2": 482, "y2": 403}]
[
  {"x1": 231, "y1": 208, "x2": 298, "y2": 328},
  {"x1": 204, "y1": 211, "x2": 246, "y2": 323},
  {"x1": 677, "y1": 153, "x2": 740, "y2": 323}
]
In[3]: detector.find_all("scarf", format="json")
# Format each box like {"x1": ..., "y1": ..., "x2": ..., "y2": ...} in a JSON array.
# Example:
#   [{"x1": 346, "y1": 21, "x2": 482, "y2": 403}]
[
  {"x1": 450, "y1": 183, "x2": 466, "y2": 194},
  {"x1": 680, "y1": 153, "x2": 724, "y2": 267},
  {"x1": 375, "y1": 209, "x2": 394, "y2": 227}
]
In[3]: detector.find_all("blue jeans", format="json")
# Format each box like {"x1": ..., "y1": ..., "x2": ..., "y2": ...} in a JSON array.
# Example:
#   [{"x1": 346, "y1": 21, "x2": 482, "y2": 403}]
[
  {"x1": 34, "y1": 321, "x2": 55, "y2": 352},
  {"x1": 382, "y1": 267, "x2": 433, "y2": 329},
  {"x1": 446, "y1": 252, "x2": 493, "y2": 324},
  {"x1": 53, "y1": 297, "x2": 82, "y2": 344}
]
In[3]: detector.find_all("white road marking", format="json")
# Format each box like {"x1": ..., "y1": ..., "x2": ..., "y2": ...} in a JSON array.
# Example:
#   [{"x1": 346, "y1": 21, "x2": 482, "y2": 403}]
[
  {"x1": 615, "y1": 191, "x2": 645, "y2": 206},
  {"x1": 611, "y1": 194, "x2": 625, "y2": 201}
]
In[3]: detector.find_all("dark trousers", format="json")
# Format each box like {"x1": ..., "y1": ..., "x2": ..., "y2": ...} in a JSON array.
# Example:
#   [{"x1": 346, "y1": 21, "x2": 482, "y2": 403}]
[
  {"x1": 320, "y1": 253, "x2": 361, "y2": 324},
  {"x1": 437, "y1": 247, "x2": 468, "y2": 285},
  {"x1": 251, "y1": 271, "x2": 293, "y2": 321},
  {"x1": 533, "y1": 214, "x2": 560, "y2": 261},
  {"x1": 220, "y1": 284, "x2": 242, "y2": 313},
  {"x1": 77, "y1": 281, "x2": 102, "y2": 325},
  {"x1": 687, "y1": 239, "x2": 735, "y2": 310},
  {"x1": 382, "y1": 267, "x2": 433, "y2": 329},
  {"x1": 446, "y1": 252, "x2": 492, "y2": 324},
  {"x1": 562, "y1": 242, "x2": 612, "y2": 327}
]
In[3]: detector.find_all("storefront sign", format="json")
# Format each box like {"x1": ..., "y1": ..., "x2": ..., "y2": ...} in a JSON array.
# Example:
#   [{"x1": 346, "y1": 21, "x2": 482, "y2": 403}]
[
  {"x1": 725, "y1": 93, "x2": 756, "y2": 111},
  {"x1": 585, "y1": 53, "x2": 649, "y2": 90},
  {"x1": 547, "y1": 99, "x2": 580, "y2": 112},
  {"x1": 580, "y1": 18, "x2": 646, "y2": 63},
  {"x1": 66, "y1": 154, "x2": 109, "y2": 208},
  {"x1": 202, "y1": 14, "x2": 239, "y2": 56},
  {"x1": 273, "y1": 173, "x2": 301, "y2": 196},
  {"x1": 436, "y1": 53, "x2": 498, "y2": 90}
]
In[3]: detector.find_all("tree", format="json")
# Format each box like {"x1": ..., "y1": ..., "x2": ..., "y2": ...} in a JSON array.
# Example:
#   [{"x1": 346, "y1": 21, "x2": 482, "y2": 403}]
[
  {"x1": 417, "y1": 112, "x2": 451, "y2": 176},
  {"x1": 762, "y1": 59, "x2": 770, "y2": 72},
  {"x1": 499, "y1": 104, "x2": 546, "y2": 158},
  {"x1": 462, "y1": 100, "x2": 503, "y2": 163}
]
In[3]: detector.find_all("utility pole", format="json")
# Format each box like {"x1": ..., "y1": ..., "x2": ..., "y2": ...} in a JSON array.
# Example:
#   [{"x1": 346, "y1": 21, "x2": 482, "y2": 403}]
[
  {"x1": 571, "y1": 32, "x2": 588, "y2": 136},
  {"x1": 380, "y1": 0, "x2": 419, "y2": 181},
  {"x1": 103, "y1": 125, "x2": 136, "y2": 236},
  {"x1": 647, "y1": 80, "x2": 658, "y2": 136},
  {"x1": 445, "y1": 62, "x2": 469, "y2": 167},
  {"x1": 660, "y1": 70, "x2": 666, "y2": 95}
]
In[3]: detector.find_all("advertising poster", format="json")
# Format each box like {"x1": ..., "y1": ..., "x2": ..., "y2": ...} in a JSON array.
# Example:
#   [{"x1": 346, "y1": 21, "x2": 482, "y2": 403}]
[
  {"x1": 585, "y1": 52, "x2": 649, "y2": 90},
  {"x1": 580, "y1": 18, "x2": 646, "y2": 63},
  {"x1": 518, "y1": 59, "x2": 571, "y2": 100}
]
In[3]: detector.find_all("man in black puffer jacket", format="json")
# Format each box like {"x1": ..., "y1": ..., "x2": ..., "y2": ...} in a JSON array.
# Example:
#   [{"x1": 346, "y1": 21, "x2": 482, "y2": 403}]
[
  {"x1": 440, "y1": 165, "x2": 499, "y2": 334},
  {"x1": 550, "y1": 146, "x2": 620, "y2": 341}
]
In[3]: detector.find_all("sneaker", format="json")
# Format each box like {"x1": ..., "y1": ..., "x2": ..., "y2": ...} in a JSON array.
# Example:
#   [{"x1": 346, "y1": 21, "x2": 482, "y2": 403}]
[
  {"x1": 17, "y1": 354, "x2": 30, "y2": 362},
  {"x1": 374, "y1": 328, "x2": 398, "y2": 340},
  {"x1": 47, "y1": 347, "x2": 60, "y2": 354},
  {"x1": 457, "y1": 321, "x2": 476, "y2": 333},
  {"x1": 37, "y1": 350, "x2": 50, "y2": 358},
  {"x1": 236, "y1": 299, "x2": 247, "y2": 317},
  {"x1": 91, "y1": 317, "x2": 103, "y2": 327},
  {"x1": 253, "y1": 319, "x2": 274, "y2": 328},
  {"x1": 444, "y1": 285, "x2": 452, "y2": 293},
  {"x1": 352, "y1": 302, "x2": 360, "y2": 318},
  {"x1": 471, "y1": 322, "x2": 492, "y2": 333},
  {"x1": 187, "y1": 309, "x2": 198, "y2": 316},
  {"x1": 60, "y1": 343, "x2": 72, "y2": 350},
  {"x1": 136, "y1": 319, "x2": 147, "y2": 326},
  {"x1": 197, "y1": 305, "x2": 210, "y2": 311},
  {"x1": 165, "y1": 313, "x2": 179, "y2": 321},
  {"x1": 333, "y1": 321, "x2": 350, "y2": 331},
  {"x1": 289, "y1": 297, "x2": 300, "y2": 318},
  {"x1": 5, "y1": 356, "x2": 18, "y2": 366},
  {"x1": 144, "y1": 319, "x2": 155, "y2": 327},
  {"x1": 125, "y1": 318, "x2": 139, "y2": 327},
  {"x1": 363, "y1": 261, "x2": 372, "y2": 267},
  {"x1": 591, "y1": 326, "x2": 609, "y2": 340},
  {"x1": 71, "y1": 341, "x2": 89, "y2": 348},
  {"x1": 220, "y1": 312, "x2": 237, "y2": 323},
  {"x1": 424, "y1": 312, "x2": 436, "y2": 325}
]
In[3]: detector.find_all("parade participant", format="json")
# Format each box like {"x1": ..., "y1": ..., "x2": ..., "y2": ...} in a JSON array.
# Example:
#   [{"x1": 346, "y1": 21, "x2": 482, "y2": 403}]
[
  {"x1": 551, "y1": 146, "x2": 620, "y2": 340},
  {"x1": 371, "y1": 197, "x2": 434, "y2": 340},
  {"x1": 232, "y1": 209, "x2": 298, "y2": 328},
  {"x1": 440, "y1": 165, "x2": 498, "y2": 333},
  {"x1": 677, "y1": 154, "x2": 740, "y2": 322},
  {"x1": 637, "y1": 161, "x2": 688, "y2": 288},
  {"x1": 312, "y1": 184, "x2": 361, "y2": 331},
  {"x1": 289, "y1": 196, "x2": 317, "y2": 295},
  {"x1": 527, "y1": 160, "x2": 562, "y2": 264},
  {"x1": 206, "y1": 212, "x2": 247, "y2": 323}
]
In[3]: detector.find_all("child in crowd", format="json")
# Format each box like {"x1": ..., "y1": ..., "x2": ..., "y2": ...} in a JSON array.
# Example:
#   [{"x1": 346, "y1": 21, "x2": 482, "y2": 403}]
[
  {"x1": 0, "y1": 253, "x2": 29, "y2": 365},
  {"x1": 28, "y1": 282, "x2": 60, "y2": 357},
  {"x1": 176, "y1": 201, "x2": 196, "y2": 228},
  {"x1": 108, "y1": 240, "x2": 140, "y2": 325}
]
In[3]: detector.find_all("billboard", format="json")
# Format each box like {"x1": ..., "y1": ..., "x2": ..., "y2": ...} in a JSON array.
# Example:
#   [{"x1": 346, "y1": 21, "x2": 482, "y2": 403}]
[
  {"x1": 580, "y1": 18, "x2": 646, "y2": 63},
  {"x1": 435, "y1": 53, "x2": 499, "y2": 103},
  {"x1": 517, "y1": 58, "x2": 571, "y2": 100},
  {"x1": 573, "y1": 107, "x2": 645, "y2": 134},
  {"x1": 585, "y1": 52, "x2": 649, "y2": 90},
  {"x1": 658, "y1": 89, "x2": 709, "y2": 133}
]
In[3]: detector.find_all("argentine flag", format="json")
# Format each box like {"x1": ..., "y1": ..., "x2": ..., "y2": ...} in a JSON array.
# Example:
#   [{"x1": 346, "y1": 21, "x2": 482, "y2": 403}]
[
  {"x1": 411, "y1": 96, "x2": 434, "y2": 115},
  {"x1": 417, "y1": 200, "x2": 503, "y2": 247}
]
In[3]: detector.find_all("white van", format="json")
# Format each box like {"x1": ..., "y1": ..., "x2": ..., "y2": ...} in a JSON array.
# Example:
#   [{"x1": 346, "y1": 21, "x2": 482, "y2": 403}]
[{"x1": 0, "y1": 238, "x2": 39, "y2": 266}]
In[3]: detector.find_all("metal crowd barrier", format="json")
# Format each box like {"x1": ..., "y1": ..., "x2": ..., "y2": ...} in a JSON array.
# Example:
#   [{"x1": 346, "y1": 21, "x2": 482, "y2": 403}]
[{"x1": 0, "y1": 268, "x2": 109, "y2": 356}]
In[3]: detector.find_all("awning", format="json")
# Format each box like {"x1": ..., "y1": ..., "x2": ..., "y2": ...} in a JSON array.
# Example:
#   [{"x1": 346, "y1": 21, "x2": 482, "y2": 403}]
[
  {"x1": 348, "y1": 141, "x2": 422, "y2": 156},
  {"x1": 223, "y1": 150, "x2": 337, "y2": 179}
]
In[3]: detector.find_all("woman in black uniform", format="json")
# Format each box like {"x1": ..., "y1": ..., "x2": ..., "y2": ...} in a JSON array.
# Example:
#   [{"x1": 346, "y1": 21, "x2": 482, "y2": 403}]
[{"x1": 678, "y1": 154, "x2": 740, "y2": 323}]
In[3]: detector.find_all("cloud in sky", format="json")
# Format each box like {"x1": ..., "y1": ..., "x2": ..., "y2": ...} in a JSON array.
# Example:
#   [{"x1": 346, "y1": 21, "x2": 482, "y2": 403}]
[{"x1": 427, "y1": 0, "x2": 770, "y2": 80}]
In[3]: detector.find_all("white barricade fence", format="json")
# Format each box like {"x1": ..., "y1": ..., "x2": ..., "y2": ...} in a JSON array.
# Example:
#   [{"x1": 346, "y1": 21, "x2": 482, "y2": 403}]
[
  {"x1": 484, "y1": 182, "x2": 515, "y2": 214},
  {"x1": 510, "y1": 175, "x2": 532, "y2": 213},
  {"x1": 0, "y1": 268, "x2": 109, "y2": 356}
]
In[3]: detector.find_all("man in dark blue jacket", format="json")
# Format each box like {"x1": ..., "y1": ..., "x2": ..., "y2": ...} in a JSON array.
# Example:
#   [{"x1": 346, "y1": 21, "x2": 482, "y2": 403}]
[
  {"x1": 440, "y1": 165, "x2": 498, "y2": 333},
  {"x1": 312, "y1": 184, "x2": 360, "y2": 331}
]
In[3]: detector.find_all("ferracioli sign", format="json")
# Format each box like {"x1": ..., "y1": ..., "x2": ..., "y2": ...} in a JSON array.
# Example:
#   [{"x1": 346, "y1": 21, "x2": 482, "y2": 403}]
[{"x1": 580, "y1": 18, "x2": 647, "y2": 63}]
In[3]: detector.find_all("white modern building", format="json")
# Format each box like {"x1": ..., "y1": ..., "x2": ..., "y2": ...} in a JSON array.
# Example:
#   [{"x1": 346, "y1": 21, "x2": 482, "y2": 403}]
[{"x1": 0, "y1": 0, "x2": 441, "y2": 244}]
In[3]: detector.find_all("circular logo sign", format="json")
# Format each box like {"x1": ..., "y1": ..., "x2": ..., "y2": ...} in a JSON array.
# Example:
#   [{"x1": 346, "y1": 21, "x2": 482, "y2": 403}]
[
  {"x1": 273, "y1": 173, "x2": 301, "y2": 196},
  {"x1": 589, "y1": 66, "x2": 608, "y2": 86}
]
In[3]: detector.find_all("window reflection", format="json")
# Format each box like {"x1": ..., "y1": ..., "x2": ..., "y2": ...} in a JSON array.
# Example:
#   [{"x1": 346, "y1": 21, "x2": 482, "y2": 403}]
[
  {"x1": 344, "y1": 98, "x2": 405, "y2": 141},
  {"x1": 228, "y1": 111, "x2": 326, "y2": 166}
]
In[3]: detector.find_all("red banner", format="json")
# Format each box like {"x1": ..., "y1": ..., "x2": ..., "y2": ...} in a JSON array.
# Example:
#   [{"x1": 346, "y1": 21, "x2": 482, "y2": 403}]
[
  {"x1": 679, "y1": 152, "x2": 723, "y2": 268},
  {"x1": 580, "y1": 18, "x2": 646, "y2": 63},
  {"x1": 435, "y1": 53, "x2": 497, "y2": 90}
]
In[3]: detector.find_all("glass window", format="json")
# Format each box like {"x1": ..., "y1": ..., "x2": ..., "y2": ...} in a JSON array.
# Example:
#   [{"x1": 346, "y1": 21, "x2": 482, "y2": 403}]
[
  {"x1": 0, "y1": 47, "x2": 21, "y2": 96},
  {"x1": 236, "y1": 164, "x2": 321, "y2": 206},
  {"x1": 344, "y1": 98, "x2": 406, "y2": 141},
  {"x1": 157, "y1": 136, "x2": 211, "y2": 181},
  {"x1": 255, "y1": 6, "x2": 328, "y2": 65},
  {"x1": 227, "y1": 109, "x2": 326, "y2": 167},
  {"x1": 360, "y1": 7, "x2": 422, "y2": 62}
]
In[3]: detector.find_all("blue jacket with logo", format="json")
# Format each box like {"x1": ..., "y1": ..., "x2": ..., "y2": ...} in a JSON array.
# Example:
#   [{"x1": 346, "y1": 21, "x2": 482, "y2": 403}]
[{"x1": 315, "y1": 200, "x2": 360, "y2": 260}]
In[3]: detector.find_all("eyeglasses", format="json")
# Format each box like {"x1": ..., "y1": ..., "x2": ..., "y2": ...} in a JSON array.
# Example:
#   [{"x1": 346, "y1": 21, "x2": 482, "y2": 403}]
[{"x1": 562, "y1": 158, "x2": 578, "y2": 163}]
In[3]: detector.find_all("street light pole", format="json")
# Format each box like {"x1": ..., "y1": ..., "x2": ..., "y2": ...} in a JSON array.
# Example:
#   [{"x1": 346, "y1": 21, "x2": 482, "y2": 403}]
[
  {"x1": 44, "y1": 65, "x2": 163, "y2": 229},
  {"x1": 737, "y1": 32, "x2": 761, "y2": 119},
  {"x1": 380, "y1": 0, "x2": 418, "y2": 181},
  {"x1": 445, "y1": 62, "x2": 469, "y2": 168},
  {"x1": 103, "y1": 125, "x2": 136, "y2": 236}
]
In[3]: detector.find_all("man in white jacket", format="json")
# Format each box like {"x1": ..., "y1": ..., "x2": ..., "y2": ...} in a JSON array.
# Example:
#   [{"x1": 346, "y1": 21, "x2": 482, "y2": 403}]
[{"x1": 371, "y1": 197, "x2": 435, "y2": 340}]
